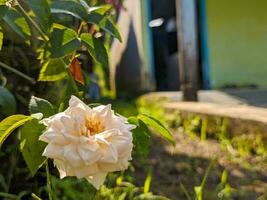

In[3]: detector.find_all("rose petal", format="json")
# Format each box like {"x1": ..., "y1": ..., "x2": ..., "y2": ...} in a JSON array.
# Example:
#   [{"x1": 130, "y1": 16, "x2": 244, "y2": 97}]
[
  {"x1": 54, "y1": 160, "x2": 67, "y2": 178},
  {"x1": 97, "y1": 140, "x2": 118, "y2": 163},
  {"x1": 78, "y1": 145, "x2": 101, "y2": 165},
  {"x1": 69, "y1": 95, "x2": 92, "y2": 113},
  {"x1": 98, "y1": 158, "x2": 129, "y2": 172},
  {"x1": 63, "y1": 144, "x2": 83, "y2": 167},
  {"x1": 74, "y1": 163, "x2": 99, "y2": 178},
  {"x1": 42, "y1": 143, "x2": 64, "y2": 160},
  {"x1": 86, "y1": 172, "x2": 107, "y2": 189}
]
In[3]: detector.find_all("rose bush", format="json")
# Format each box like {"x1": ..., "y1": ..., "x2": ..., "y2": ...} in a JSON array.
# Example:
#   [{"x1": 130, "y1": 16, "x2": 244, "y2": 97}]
[
  {"x1": 40, "y1": 96, "x2": 135, "y2": 189},
  {"x1": 0, "y1": 0, "x2": 176, "y2": 198},
  {"x1": 0, "y1": 93, "x2": 175, "y2": 199}
]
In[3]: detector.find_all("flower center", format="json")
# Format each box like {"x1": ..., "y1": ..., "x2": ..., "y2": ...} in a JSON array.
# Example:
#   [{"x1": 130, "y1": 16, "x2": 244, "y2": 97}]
[{"x1": 85, "y1": 118, "x2": 105, "y2": 136}]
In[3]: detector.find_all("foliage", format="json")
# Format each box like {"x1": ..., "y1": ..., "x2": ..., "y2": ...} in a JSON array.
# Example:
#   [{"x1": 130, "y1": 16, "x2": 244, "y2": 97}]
[
  {"x1": 193, "y1": 158, "x2": 215, "y2": 200},
  {"x1": 0, "y1": 1, "x2": 177, "y2": 199},
  {"x1": 29, "y1": 96, "x2": 55, "y2": 118},
  {"x1": 48, "y1": 171, "x2": 170, "y2": 200},
  {"x1": 137, "y1": 95, "x2": 267, "y2": 199},
  {"x1": 0, "y1": 87, "x2": 16, "y2": 116},
  {"x1": 128, "y1": 117, "x2": 150, "y2": 157},
  {"x1": 20, "y1": 119, "x2": 47, "y2": 176},
  {"x1": 0, "y1": 114, "x2": 32, "y2": 147},
  {"x1": 0, "y1": 0, "x2": 120, "y2": 100}
]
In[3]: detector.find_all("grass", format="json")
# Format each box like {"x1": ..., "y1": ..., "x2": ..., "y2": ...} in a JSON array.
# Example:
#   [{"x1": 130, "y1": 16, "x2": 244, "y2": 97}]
[
  {"x1": 135, "y1": 95, "x2": 267, "y2": 199},
  {"x1": 0, "y1": 96, "x2": 266, "y2": 199}
]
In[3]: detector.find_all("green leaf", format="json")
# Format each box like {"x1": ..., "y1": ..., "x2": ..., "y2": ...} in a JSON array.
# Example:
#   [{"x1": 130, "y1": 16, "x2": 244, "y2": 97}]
[
  {"x1": 58, "y1": 78, "x2": 79, "y2": 112},
  {"x1": 26, "y1": 0, "x2": 52, "y2": 33},
  {"x1": 144, "y1": 169, "x2": 152, "y2": 193},
  {"x1": 79, "y1": 1, "x2": 112, "y2": 15},
  {"x1": 128, "y1": 117, "x2": 150, "y2": 157},
  {"x1": 0, "y1": 29, "x2": 3, "y2": 51},
  {"x1": 51, "y1": 0, "x2": 88, "y2": 20},
  {"x1": 2, "y1": 8, "x2": 30, "y2": 39},
  {"x1": 220, "y1": 170, "x2": 228, "y2": 185},
  {"x1": 87, "y1": 13, "x2": 121, "y2": 42},
  {"x1": 0, "y1": 87, "x2": 16, "y2": 116},
  {"x1": 38, "y1": 58, "x2": 67, "y2": 81},
  {"x1": 51, "y1": 1, "x2": 121, "y2": 41},
  {"x1": 138, "y1": 114, "x2": 176, "y2": 146},
  {"x1": 0, "y1": 115, "x2": 32, "y2": 147},
  {"x1": 20, "y1": 119, "x2": 46, "y2": 176},
  {"x1": 49, "y1": 25, "x2": 81, "y2": 58},
  {"x1": 80, "y1": 33, "x2": 108, "y2": 67},
  {"x1": 0, "y1": 6, "x2": 8, "y2": 19},
  {"x1": 29, "y1": 96, "x2": 55, "y2": 118},
  {"x1": 31, "y1": 193, "x2": 42, "y2": 200},
  {"x1": 78, "y1": 0, "x2": 90, "y2": 11},
  {"x1": 88, "y1": 5, "x2": 112, "y2": 14}
]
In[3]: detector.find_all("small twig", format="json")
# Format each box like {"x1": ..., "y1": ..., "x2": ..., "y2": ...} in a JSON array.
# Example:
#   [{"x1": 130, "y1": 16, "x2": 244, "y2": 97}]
[
  {"x1": 179, "y1": 183, "x2": 192, "y2": 200},
  {"x1": 45, "y1": 161, "x2": 53, "y2": 200},
  {"x1": 15, "y1": 0, "x2": 49, "y2": 42},
  {"x1": 0, "y1": 61, "x2": 35, "y2": 83},
  {"x1": 77, "y1": 21, "x2": 85, "y2": 36},
  {"x1": 201, "y1": 157, "x2": 216, "y2": 189}
]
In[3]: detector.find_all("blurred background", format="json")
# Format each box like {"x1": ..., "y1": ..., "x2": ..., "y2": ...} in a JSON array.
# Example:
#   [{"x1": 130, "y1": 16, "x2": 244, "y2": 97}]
[
  {"x1": 108, "y1": 2, "x2": 267, "y2": 198},
  {"x1": 0, "y1": 0, "x2": 267, "y2": 199},
  {"x1": 112, "y1": 0, "x2": 267, "y2": 107}
]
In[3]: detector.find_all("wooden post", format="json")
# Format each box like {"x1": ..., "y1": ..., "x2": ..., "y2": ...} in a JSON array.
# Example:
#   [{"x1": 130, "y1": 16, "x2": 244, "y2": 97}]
[{"x1": 176, "y1": 0, "x2": 199, "y2": 101}]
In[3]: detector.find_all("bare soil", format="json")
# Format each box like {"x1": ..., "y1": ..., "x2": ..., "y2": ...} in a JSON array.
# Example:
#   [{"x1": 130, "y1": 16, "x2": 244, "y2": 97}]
[{"x1": 134, "y1": 129, "x2": 267, "y2": 200}]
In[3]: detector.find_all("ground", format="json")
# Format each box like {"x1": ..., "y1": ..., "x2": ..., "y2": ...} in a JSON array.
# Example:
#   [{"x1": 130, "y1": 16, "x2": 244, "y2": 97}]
[{"x1": 134, "y1": 129, "x2": 267, "y2": 200}]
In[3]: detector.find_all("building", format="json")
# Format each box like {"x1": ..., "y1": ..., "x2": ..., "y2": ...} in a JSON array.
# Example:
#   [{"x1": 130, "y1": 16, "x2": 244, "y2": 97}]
[{"x1": 110, "y1": 0, "x2": 267, "y2": 95}]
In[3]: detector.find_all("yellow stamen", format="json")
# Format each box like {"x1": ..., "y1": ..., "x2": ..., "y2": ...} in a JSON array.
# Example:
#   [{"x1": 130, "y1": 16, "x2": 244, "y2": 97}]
[{"x1": 85, "y1": 118, "x2": 105, "y2": 136}]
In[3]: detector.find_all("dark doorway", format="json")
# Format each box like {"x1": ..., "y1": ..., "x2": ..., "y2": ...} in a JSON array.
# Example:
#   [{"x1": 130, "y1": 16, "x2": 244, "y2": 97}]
[
  {"x1": 150, "y1": 0, "x2": 179, "y2": 91},
  {"x1": 150, "y1": 0, "x2": 205, "y2": 91}
]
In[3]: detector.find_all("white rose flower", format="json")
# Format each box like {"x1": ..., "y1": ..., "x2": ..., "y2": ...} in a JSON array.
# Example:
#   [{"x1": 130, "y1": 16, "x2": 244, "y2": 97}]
[{"x1": 39, "y1": 96, "x2": 135, "y2": 189}]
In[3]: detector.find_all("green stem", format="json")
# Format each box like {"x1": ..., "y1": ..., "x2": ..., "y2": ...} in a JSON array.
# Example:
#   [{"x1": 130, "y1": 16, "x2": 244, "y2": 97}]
[
  {"x1": 179, "y1": 183, "x2": 192, "y2": 200},
  {"x1": 0, "y1": 61, "x2": 35, "y2": 83},
  {"x1": 15, "y1": 1, "x2": 49, "y2": 42},
  {"x1": 67, "y1": 21, "x2": 85, "y2": 98},
  {"x1": 200, "y1": 157, "x2": 216, "y2": 188},
  {"x1": 45, "y1": 161, "x2": 53, "y2": 200},
  {"x1": 77, "y1": 21, "x2": 85, "y2": 36},
  {"x1": 70, "y1": 22, "x2": 84, "y2": 61}
]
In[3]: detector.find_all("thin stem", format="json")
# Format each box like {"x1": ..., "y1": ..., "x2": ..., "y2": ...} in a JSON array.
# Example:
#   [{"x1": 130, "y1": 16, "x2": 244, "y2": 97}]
[
  {"x1": 70, "y1": 21, "x2": 85, "y2": 61},
  {"x1": 77, "y1": 21, "x2": 85, "y2": 36},
  {"x1": 200, "y1": 157, "x2": 216, "y2": 188},
  {"x1": 45, "y1": 161, "x2": 53, "y2": 200},
  {"x1": 68, "y1": 21, "x2": 85, "y2": 97},
  {"x1": 0, "y1": 61, "x2": 35, "y2": 83},
  {"x1": 179, "y1": 183, "x2": 192, "y2": 200},
  {"x1": 15, "y1": 1, "x2": 48, "y2": 42}
]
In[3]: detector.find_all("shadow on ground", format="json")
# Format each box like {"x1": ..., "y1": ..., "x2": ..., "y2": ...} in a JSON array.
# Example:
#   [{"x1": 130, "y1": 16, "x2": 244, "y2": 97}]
[{"x1": 133, "y1": 131, "x2": 267, "y2": 200}]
